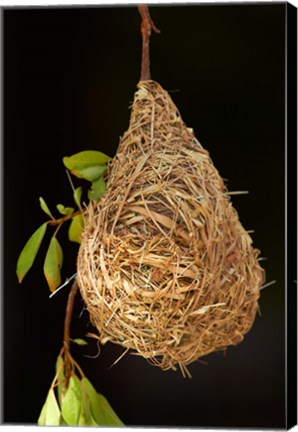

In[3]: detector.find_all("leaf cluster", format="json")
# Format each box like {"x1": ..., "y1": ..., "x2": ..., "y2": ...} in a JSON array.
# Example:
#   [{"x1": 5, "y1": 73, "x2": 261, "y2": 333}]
[
  {"x1": 38, "y1": 349, "x2": 124, "y2": 427},
  {"x1": 16, "y1": 149, "x2": 124, "y2": 427},
  {"x1": 16, "y1": 150, "x2": 110, "y2": 292}
]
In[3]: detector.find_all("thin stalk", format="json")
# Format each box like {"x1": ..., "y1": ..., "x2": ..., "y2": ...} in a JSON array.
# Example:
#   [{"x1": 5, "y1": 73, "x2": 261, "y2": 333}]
[
  {"x1": 48, "y1": 210, "x2": 82, "y2": 226},
  {"x1": 63, "y1": 280, "x2": 79, "y2": 386},
  {"x1": 137, "y1": 5, "x2": 160, "y2": 81}
]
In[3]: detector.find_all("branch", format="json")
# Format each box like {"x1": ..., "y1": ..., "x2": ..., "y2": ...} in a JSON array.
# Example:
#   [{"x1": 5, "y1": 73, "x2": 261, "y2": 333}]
[
  {"x1": 138, "y1": 5, "x2": 160, "y2": 81},
  {"x1": 63, "y1": 279, "x2": 79, "y2": 385},
  {"x1": 48, "y1": 210, "x2": 82, "y2": 226}
]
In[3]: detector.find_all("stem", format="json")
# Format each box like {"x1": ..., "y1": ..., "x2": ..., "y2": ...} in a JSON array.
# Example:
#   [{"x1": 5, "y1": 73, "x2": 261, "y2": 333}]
[
  {"x1": 137, "y1": 5, "x2": 160, "y2": 81},
  {"x1": 63, "y1": 279, "x2": 79, "y2": 385},
  {"x1": 53, "y1": 222, "x2": 63, "y2": 238},
  {"x1": 67, "y1": 351, "x2": 85, "y2": 379},
  {"x1": 48, "y1": 210, "x2": 82, "y2": 226}
]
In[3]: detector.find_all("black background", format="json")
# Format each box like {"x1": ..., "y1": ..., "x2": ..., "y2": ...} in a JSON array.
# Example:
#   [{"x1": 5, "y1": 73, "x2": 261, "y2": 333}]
[{"x1": 3, "y1": 3, "x2": 286, "y2": 428}]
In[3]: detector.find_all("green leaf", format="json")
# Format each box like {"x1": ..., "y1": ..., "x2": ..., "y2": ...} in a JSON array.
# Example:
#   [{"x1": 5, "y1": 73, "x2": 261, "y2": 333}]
[
  {"x1": 74, "y1": 186, "x2": 82, "y2": 209},
  {"x1": 43, "y1": 237, "x2": 63, "y2": 292},
  {"x1": 88, "y1": 176, "x2": 106, "y2": 201},
  {"x1": 37, "y1": 391, "x2": 48, "y2": 426},
  {"x1": 71, "y1": 338, "x2": 88, "y2": 346},
  {"x1": 81, "y1": 377, "x2": 124, "y2": 426},
  {"x1": 72, "y1": 165, "x2": 106, "y2": 182},
  {"x1": 78, "y1": 410, "x2": 87, "y2": 426},
  {"x1": 68, "y1": 214, "x2": 84, "y2": 244},
  {"x1": 56, "y1": 204, "x2": 75, "y2": 216},
  {"x1": 16, "y1": 223, "x2": 48, "y2": 283},
  {"x1": 81, "y1": 387, "x2": 98, "y2": 426},
  {"x1": 38, "y1": 388, "x2": 61, "y2": 426},
  {"x1": 61, "y1": 376, "x2": 82, "y2": 426},
  {"x1": 39, "y1": 197, "x2": 54, "y2": 219},
  {"x1": 56, "y1": 355, "x2": 65, "y2": 406},
  {"x1": 63, "y1": 151, "x2": 111, "y2": 171}
]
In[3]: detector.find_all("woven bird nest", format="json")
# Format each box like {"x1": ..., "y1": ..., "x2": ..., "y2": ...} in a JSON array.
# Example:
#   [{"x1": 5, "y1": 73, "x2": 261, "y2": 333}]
[{"x1": 77, "y1": 80, "x2": 265, "y2": 376}]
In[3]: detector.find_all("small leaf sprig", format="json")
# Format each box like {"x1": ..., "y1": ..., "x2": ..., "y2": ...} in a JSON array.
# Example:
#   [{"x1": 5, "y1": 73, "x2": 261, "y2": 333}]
[
  {"x1": 16, "y1": 150, "x2": 111, "y2": 293},
  {"x1": 16, "y1": 149, "x2": 124, "y2": 426},
  {"x1": 38, "y1": 345, "x2": 124, "y2": 427}
]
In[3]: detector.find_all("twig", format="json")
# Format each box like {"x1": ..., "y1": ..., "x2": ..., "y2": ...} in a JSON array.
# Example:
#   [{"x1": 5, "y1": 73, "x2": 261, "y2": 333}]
[
  {"x1": 63, "y1": 279, "x2": 79, "y2": 385},
  {"x1": 138, "y1": 5, "x2": 160, "y2": 81},
  {"x1": 48, "y1": 210, "x2": 82, "y2": 226}
]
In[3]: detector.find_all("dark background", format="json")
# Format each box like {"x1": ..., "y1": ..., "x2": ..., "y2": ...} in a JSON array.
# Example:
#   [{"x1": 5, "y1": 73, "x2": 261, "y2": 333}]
[{"x1": 3, "y1": 3, "x2": 286, "y2": 428}]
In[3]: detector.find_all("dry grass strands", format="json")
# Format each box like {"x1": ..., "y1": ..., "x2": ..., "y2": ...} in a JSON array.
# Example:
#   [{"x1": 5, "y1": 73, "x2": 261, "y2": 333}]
[{"x1": 77, "y1": 81, "x2": 265, "y2": 376}]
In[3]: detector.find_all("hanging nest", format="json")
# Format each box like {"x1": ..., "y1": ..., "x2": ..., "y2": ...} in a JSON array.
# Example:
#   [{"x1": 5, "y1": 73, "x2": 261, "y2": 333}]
[{"x1": 77, "y1": 80, "x2": 265, "y2": 376}]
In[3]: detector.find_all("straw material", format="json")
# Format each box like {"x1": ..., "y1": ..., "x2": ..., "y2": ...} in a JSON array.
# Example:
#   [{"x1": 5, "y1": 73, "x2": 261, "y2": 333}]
[{"x1": 77, "y1": 80, "x2": 265, "y2": 376}]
